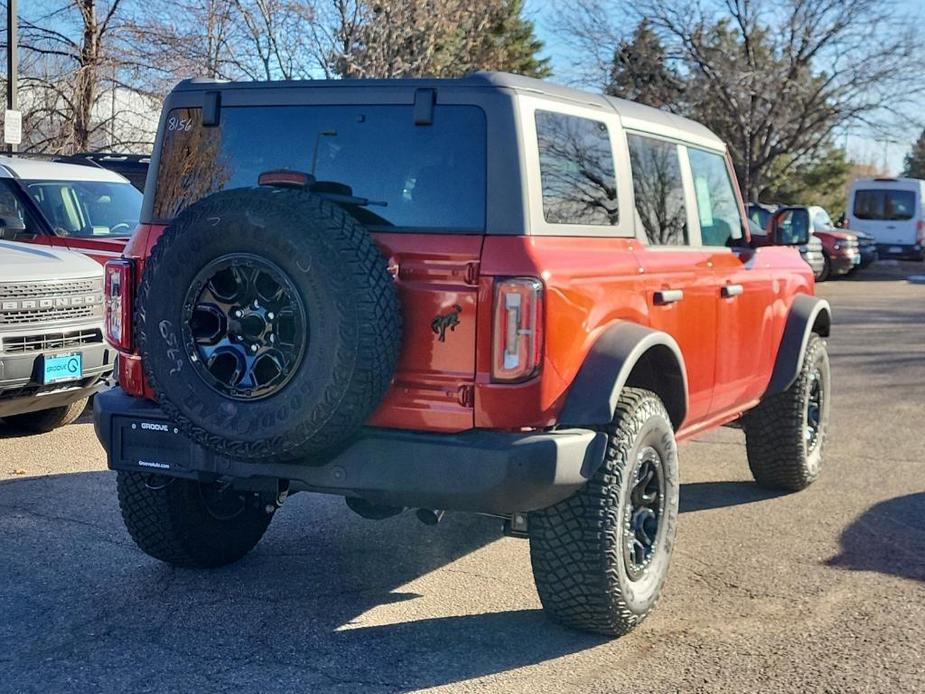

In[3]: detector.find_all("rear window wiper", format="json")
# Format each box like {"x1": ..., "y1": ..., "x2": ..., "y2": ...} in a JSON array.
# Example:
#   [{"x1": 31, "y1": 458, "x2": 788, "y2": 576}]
[{"x1": 316, "y1": 192, "x2": 387, "y2": 208}]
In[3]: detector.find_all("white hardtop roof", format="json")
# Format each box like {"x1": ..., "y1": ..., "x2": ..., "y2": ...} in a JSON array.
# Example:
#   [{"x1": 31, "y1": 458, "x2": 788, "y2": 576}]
[
  {"x1": 605, "y1": 97, "x2": 726, "y2": 152},
  {"x1": 0, "y1": 156, "x2": 130, "y2": 184}
]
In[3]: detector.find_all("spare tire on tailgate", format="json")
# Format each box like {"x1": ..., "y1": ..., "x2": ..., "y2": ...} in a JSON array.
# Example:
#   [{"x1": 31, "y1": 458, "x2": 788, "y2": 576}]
[{"x1": 137, "y1": 186, "x2": 401, "y2": 462}]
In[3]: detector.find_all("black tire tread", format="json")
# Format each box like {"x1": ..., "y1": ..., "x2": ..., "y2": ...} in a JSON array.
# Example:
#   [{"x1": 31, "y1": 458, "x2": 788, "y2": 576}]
[
  {"x1": 743, "y1": 334, "x2": 828, "y2": 491},
  {"x1": 529, "y1": 388, "x2": 677, "y2": 636},
  {"x1": 117, "y1": 472, "x2": 272, "y2": 568},
  {"x1": 2, "y1": 397, "x2": 88, "y2": 433},
  {"x1": 136, "y1": 188, "x2": 401, "y2": 461}
]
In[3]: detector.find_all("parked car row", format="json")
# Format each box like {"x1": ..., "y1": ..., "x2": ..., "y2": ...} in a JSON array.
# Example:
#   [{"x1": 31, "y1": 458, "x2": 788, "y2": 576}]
[
  {"x1": 748, "y1": 199, "x2": 887, "y2": 281},
  {"x1": 0, "y1": 156, "x2": 141, "y2": 431}
]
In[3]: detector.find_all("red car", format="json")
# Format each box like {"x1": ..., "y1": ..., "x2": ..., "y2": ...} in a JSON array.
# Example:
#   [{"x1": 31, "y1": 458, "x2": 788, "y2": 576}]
[
  {"x1": 0, "y1": 156, "x2": 142, "y2": 265},
  {"x1": 95, "y1": 74, "x2": 831, "y2": 637}
]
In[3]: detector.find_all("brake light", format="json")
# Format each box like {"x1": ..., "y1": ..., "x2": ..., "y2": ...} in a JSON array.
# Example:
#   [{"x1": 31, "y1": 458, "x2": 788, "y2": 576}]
[
  {"x1": 492, "y1": 278, "x2": 543, "y2": 382},
  {"x1": 917, "y1": 220, "x2": 924, "y2": 243},
  {"x1": 105, "y1": 259, "x2": 134, "y2": 351}
]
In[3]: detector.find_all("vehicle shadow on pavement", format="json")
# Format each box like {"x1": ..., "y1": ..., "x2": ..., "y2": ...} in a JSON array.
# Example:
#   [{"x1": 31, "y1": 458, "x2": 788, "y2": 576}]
[
  {"x1": 680, "y1": 481, "x2": 786, "y2": 513},
  {"x1": 0, "y1": 470, "x2": 605, "y2": 692},
  {"x1": 827, "y1": 492, "x2": 925, "y2": 583}
]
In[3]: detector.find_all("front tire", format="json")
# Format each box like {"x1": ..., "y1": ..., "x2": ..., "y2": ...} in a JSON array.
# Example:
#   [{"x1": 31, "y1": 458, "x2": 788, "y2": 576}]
[
  {"x1": 529, "y1": 388, "x2": 679, "y2": 636},
  {"x1": 117, "y1": 472, "x2": 274, "y2": 568},
  {"x1": 743, "y1": 334, "x2": 830, "y2": 491},
  {"x1": 818, "y1": 253, "x2": 832, "y2": 282},
  {"x1": 2, "y1": 397, "x2": 88, "y2": 433}
]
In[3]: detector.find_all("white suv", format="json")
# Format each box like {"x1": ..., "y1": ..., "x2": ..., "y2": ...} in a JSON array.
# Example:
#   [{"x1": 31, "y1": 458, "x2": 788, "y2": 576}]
[{"x1": 0, "y1": 240, "x2": 113, "y2": 432}]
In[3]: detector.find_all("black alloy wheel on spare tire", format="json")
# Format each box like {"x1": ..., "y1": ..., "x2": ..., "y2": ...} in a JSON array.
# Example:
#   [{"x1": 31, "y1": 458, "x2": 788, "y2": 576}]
[{"x1": 136, "y1": 186, "x2": 401, "y2": 462}]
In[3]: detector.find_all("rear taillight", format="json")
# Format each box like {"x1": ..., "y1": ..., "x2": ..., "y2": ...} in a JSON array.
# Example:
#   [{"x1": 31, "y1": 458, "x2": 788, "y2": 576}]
[
  {"x1": 917, "y1": 220, "x2": 924, "y2": 243},
  {"x1": 105, "y1": 259, "x2": 133, "y2": 351},
  {"x1": 491, "y1": 278, "x2": 543, "y2": 382}
]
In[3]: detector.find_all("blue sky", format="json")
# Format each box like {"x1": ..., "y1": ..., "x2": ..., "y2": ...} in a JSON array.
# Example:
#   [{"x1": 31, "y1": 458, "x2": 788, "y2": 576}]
[
  {"x1": 14, "y1": 0, "x2": 925, "y2": 172},
  {"x1": 526, "y1": 0, "x2": 925, "y2": 174}
]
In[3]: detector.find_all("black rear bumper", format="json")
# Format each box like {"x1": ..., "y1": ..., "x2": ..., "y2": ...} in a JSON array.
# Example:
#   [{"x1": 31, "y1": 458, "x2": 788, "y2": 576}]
[{"x1": 94, "y1": 388, "x2": 608, "y2": 515}]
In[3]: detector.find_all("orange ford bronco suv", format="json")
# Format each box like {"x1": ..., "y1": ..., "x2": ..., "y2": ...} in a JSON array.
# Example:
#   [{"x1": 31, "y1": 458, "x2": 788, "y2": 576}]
[{"x1": 95, "y1": 73, "x2": 832, "y2": 637}]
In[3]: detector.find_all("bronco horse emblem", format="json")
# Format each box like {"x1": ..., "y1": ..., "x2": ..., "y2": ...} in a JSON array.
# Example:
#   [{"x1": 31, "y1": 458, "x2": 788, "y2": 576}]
[{"x1": 431, "y1": 305, "x2": 462, "y2": 342}]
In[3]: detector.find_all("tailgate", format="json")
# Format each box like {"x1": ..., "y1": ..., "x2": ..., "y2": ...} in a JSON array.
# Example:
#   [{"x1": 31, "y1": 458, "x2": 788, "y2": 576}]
[{"x1": 367, "y1": 233, "x2": 483, "y2": 432}]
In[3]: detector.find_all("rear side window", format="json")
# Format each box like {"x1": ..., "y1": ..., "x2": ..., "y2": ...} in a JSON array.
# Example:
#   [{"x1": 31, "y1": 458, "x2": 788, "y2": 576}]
[
  {"x1": 627, "y1": 134, "x2": 687, "y2": 246},
  {"x1": 535, "y1": 111, "x2": 618, "y2": 226},
  {"x1": 687, "y1": 148, "x2": 743, "y2": 246},
  {"x1": 153, "y1": 104, "x2": 486, "y2": 231},
  {"x1": 853, "y1": 189, "x2": 916, "y2": 221}
]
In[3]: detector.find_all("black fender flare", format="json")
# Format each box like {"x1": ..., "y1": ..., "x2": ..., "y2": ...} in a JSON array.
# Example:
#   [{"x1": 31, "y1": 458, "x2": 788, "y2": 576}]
[
  {"x1": 765, "y1": 294, "x2": 832, "y2": 397},
  {"x1": 559, "y1": 322, "x2": 689, "y2": 430}
]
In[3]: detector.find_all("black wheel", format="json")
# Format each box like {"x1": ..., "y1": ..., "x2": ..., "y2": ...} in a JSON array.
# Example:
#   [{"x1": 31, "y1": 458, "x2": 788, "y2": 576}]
[
  {"x1": 2, "y1": 397, "x2": 88, "y2": 433},
  {"x1": 743, "y1": 334, "x2": 830, "y2": 491},
  {"x1": 818, "y1": 253, "x2": 832, "y2": 282},
  {"x1": 117, "y1": 472, "x2": 274, "y2": 568},
  {"x1": 137, "y1": 187, "x2": 401, "y2": 462},
  {"x1": 529, "y1": 388, "x2": 679, "y2": 637}
]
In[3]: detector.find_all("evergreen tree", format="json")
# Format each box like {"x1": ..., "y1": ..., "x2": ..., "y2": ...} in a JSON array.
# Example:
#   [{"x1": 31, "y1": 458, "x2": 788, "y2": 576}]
[
  {"x1": 336, "y1": 0, "x2": 550, "y2": 78},
  {"x1": 902, "y1": 130, "x2": 925, "y2": 179},
  {"x1": 605, "y1": 20, "x2": 683, "y2": 109},
  {"x1": 762, "y1": 145, "x2": 852, "y2": 212},
  {"x1": 468, "y1": 0, "x2": 552, "y2": 78}
]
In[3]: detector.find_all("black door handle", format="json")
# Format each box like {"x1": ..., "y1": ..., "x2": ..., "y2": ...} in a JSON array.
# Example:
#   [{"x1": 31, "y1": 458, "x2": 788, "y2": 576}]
[
  {"x1": 654, "y1": 289, "x2": 684, "y2": 305},
  {"x1": 721, "y1": 284, "x2": 744, "y2": 298}
]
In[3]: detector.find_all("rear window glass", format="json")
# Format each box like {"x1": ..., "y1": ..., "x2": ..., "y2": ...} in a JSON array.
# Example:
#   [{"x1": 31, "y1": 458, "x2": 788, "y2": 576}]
[
  {"x1": 853, "y1": 189, "x2": 916, "y2": 221},
  {"x1": 535, "y1": 111, "x2": 618, "y2": 226},
  {"x1": 153, "y1": 105, "x2": 486, "y2": 231}
]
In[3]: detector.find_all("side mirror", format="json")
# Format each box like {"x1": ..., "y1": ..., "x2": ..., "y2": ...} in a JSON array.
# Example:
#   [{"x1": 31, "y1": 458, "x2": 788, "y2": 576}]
[{"x1": 771, "y1": 207, "x2": 810, "y2": 246}]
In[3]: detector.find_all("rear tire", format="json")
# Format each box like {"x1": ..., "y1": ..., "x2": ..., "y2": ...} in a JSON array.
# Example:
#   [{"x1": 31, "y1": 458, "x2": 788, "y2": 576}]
[
  {"x1": 529, "y1": 388, "x2": 679, "y2": 637},
  {"x1": 2, "y1": 397, "x2": 88, "y2": 433},
  {"x1": 117, "y1": 472, "x2": 274, "y2": 568},
  {"x1": 743, "y1": 334, "x2": 830, "y2": 491}
]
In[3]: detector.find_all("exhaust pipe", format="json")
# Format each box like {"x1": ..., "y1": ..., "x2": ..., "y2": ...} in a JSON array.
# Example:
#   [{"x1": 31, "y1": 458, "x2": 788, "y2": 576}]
[
  {"x1": 345, "y1": 496, "x2": 405, "y2": 520},
  {"x1": 415, "y1": 508, "x2": 445, "y2": 526}
]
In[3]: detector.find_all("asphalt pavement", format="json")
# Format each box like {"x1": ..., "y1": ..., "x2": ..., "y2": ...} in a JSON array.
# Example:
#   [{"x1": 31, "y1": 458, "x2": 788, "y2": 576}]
[{"x1": 1, "y1": 261, "x2": 923, "y2": 693}]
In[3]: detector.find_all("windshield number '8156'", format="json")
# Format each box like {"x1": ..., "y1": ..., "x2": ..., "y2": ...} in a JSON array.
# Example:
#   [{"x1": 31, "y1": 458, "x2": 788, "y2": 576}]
[{"x1": 167, "y1": 116, "x2": 194, "y2": 132}]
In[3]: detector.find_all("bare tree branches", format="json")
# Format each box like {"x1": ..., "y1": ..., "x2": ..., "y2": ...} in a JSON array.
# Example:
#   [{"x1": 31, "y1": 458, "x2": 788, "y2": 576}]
[{"x1": 558, "y1": 0, "x2": 925, "y2": 198}]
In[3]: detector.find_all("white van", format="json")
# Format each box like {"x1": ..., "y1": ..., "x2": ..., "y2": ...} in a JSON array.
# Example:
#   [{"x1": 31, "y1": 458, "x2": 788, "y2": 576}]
[{"x1": 847, "y1": 177, "x2": 925, "y2": 260}]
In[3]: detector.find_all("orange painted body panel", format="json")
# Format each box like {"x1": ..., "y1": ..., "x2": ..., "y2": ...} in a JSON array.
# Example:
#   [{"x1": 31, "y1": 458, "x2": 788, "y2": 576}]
[
  {"x1": 476, "y1": 235, "x2": 645, "y2": 429},
  {"x1": 117, "y1": 224, "x2": 812, "y2": 437},
  {"x1": 119, "y1": 226, "x2": 484, "y2": 432},
  {"x1": 364, "y1": 233, "x2": 483, "y2": 432},
  {"x1": 632, "y1": 247, "x2": 718, "y2": 423}
]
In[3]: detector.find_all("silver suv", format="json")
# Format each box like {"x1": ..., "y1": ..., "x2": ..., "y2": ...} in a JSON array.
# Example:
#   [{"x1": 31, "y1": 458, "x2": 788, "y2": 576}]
[{"x1": 0, "y1": 240, "x2": 113, "y2": 432}]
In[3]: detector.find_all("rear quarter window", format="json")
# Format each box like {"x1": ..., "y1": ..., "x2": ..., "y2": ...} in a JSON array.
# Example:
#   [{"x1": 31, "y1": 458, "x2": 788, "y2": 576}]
[
  {"x1": 153, "y1": 104, "x2": 487, "y2": 232},
  {"x1": 535, "y1": 111, "x2": 618, "y2": 226}
]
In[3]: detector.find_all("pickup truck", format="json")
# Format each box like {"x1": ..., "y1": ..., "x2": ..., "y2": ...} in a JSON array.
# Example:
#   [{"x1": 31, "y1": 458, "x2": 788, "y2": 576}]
[{"x1": 0, "y1": 240, "x2": 113, "y2": 431}]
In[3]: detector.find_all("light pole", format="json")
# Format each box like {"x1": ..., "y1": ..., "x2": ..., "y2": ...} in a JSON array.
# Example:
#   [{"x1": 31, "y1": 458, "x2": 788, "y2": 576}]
[{"x1": 6, "y1": 0, "x2": 17, "y2": 154}]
